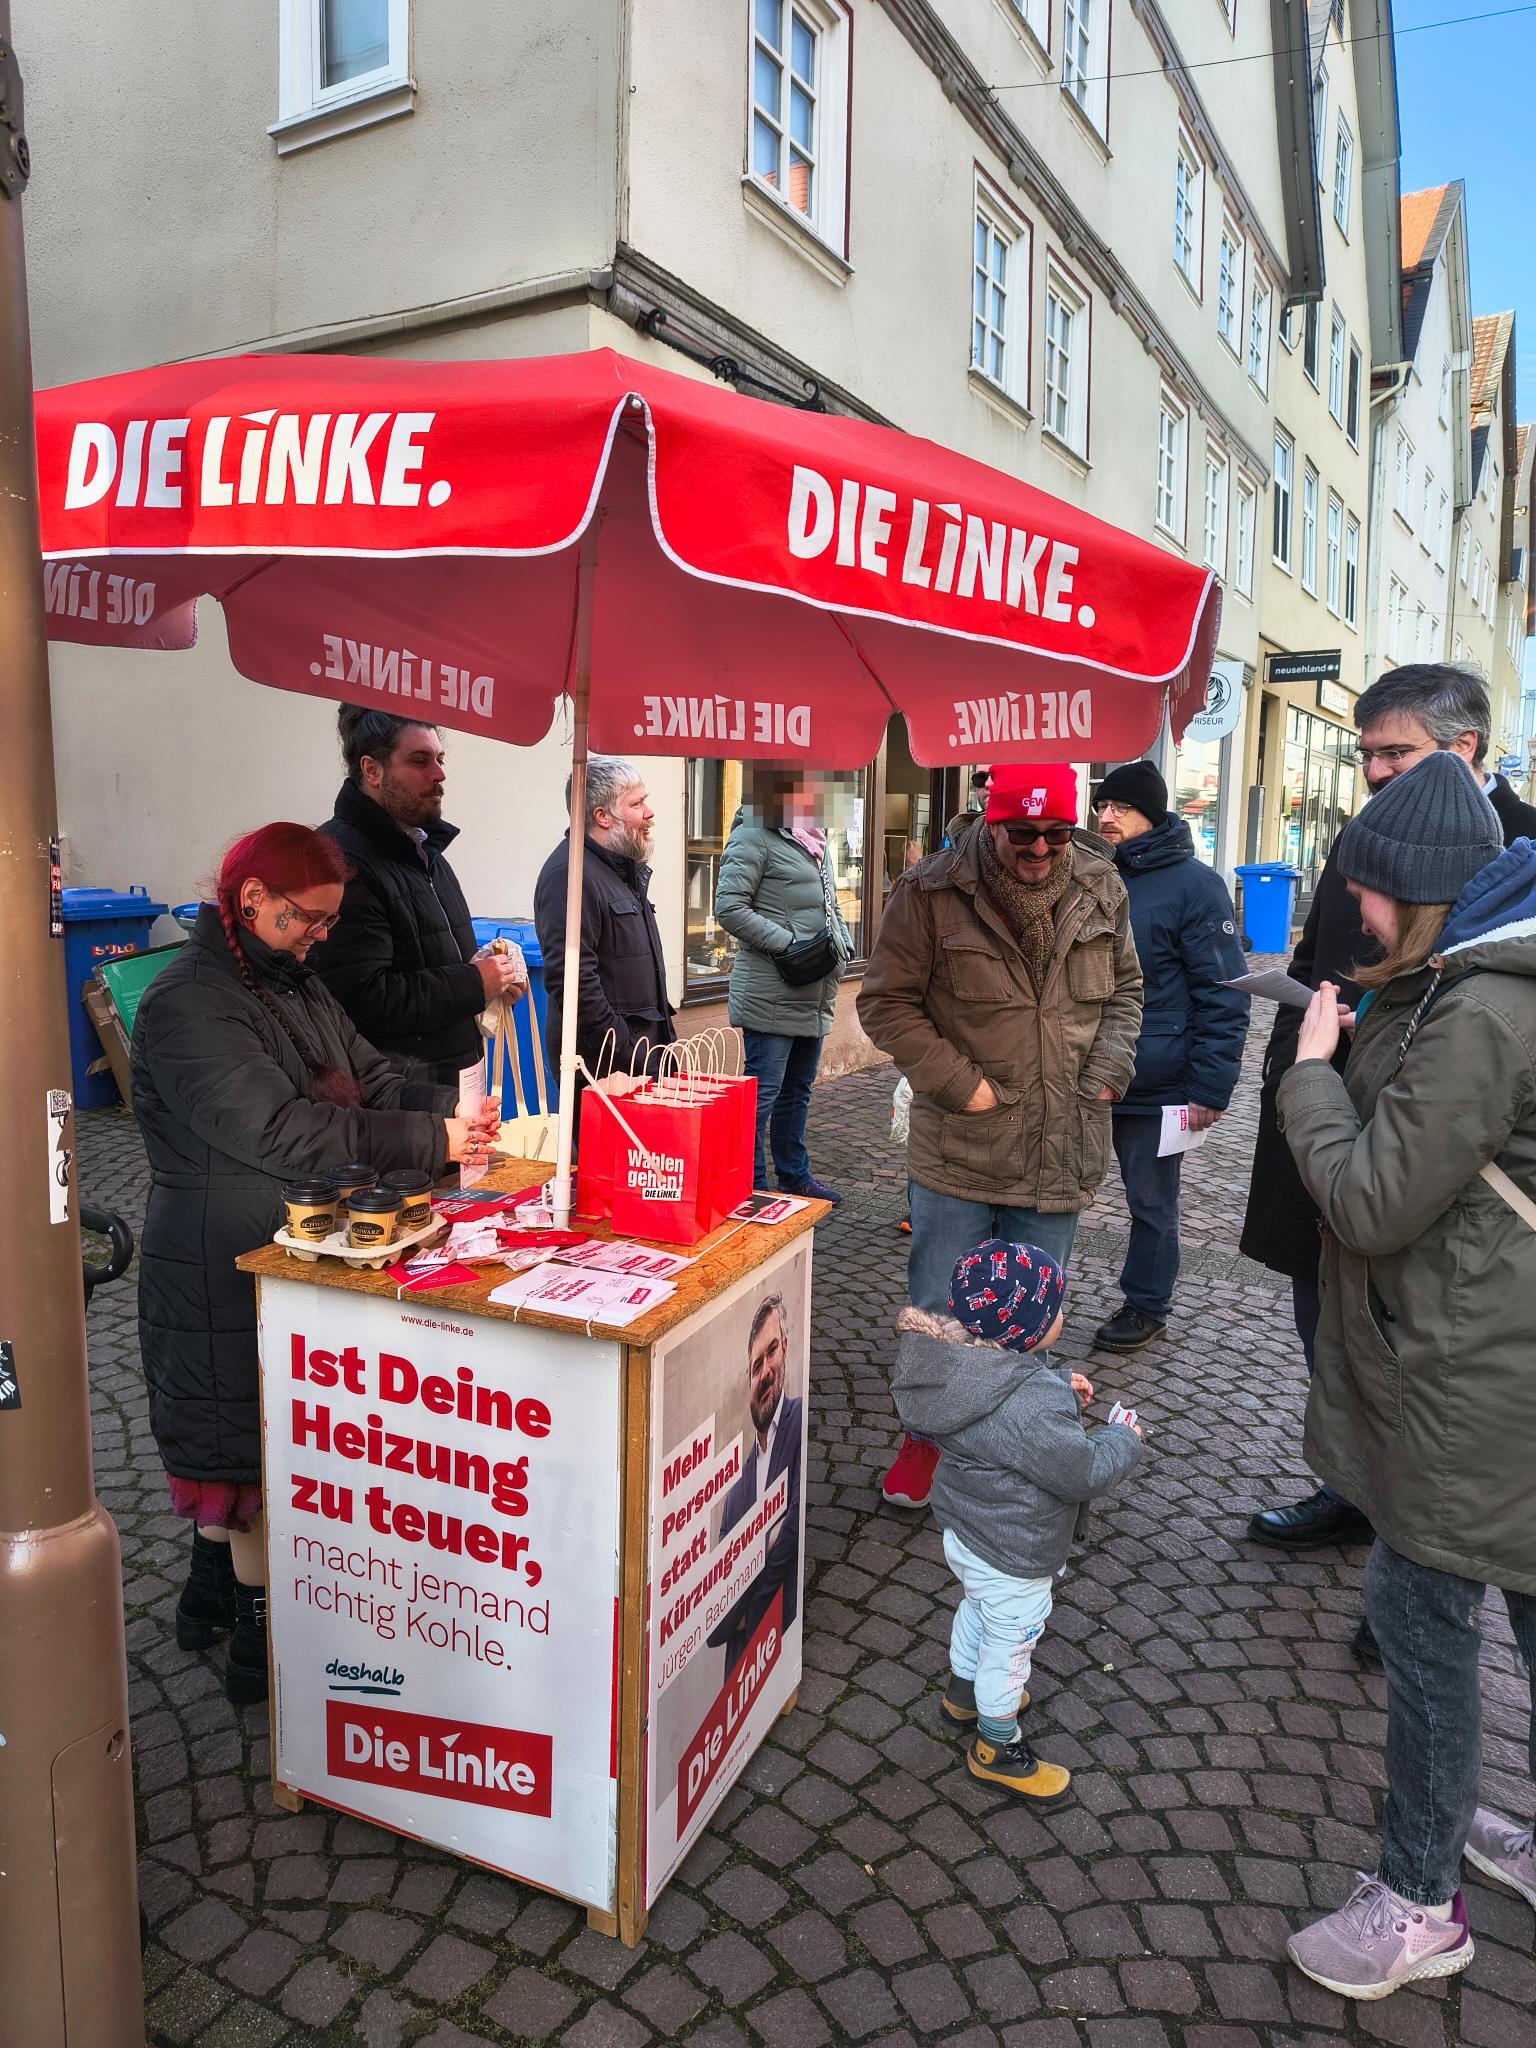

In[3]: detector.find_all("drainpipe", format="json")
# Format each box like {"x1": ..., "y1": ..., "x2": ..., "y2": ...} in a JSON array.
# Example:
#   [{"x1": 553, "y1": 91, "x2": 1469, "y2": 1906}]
[{"x1": 0, "y1": 13, "x2": 146, "y2": 2041}]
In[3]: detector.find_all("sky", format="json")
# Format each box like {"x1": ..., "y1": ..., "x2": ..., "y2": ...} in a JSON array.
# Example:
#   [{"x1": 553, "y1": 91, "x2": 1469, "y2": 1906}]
[{"x1": 1394, "y1": 3, "x2": 1536, "y2": 414}]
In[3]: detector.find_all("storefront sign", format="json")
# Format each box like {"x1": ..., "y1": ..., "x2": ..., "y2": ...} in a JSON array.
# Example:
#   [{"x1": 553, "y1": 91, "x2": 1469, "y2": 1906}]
[
  {"x1": 645, "y1": 1242, "x2": 810, "y2": 1904},
  {"x1": 260, "y1": 1281, "x2": 623, "y2": 1910},
  {"x1": 1267, "y1": 649, "x2": 1342, "y2": 685},
  {"x1": 1182, "y1": 659, "x2": 1245, "y2": 743},
  {"x1": 1316, "y1": 679, "x2": 1351, "y2": 717}
]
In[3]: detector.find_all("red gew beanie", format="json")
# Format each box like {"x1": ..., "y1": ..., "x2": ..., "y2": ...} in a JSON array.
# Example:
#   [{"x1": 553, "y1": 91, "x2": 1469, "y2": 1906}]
[{"x1": 985, "y1": 764, "x2": 1080, "y2": 825}]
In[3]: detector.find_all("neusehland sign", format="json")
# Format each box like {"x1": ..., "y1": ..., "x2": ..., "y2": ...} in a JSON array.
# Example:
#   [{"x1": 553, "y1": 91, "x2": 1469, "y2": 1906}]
[{"x1": 1267, "y1": 650, "x2": 1342, "y2": 685}]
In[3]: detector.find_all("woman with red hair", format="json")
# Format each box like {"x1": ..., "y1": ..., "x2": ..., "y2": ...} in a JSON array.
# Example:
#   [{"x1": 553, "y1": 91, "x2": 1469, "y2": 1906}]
[{"x1": 131, "y1": 822, "x2": 499, "y2": 1707}]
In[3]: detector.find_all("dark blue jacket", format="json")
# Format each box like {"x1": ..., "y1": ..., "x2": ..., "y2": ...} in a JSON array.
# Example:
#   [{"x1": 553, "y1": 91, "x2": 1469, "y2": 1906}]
[{"x1": 1111, "y1": 817, "x2": 1248, "y2": 1114}]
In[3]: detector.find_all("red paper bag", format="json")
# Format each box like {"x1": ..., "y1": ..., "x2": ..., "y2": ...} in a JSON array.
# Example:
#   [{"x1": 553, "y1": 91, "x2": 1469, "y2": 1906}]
[
  {"x1": 608, "y1": 1089, "x2": 732, "y2": 1246},
  {"x1": 575, "y1": 1081, "x2": 621, "y2": 1221}
]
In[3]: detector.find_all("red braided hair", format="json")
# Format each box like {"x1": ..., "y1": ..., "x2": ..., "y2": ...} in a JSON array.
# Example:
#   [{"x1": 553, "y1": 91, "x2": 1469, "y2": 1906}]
[{"x1": 215, "y1": 824, "x2": 362, "y2": 1109}]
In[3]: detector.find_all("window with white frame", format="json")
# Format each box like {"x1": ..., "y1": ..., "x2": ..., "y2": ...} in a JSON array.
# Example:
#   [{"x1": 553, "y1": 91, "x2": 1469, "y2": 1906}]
[
  {"x1": 1043, "y1": 264, "x2": 1090, "y2": 454},
  {"x1": 1234, "y1": 475, "x2": 1256, "y2": 597},
  {"x1": 1453, "y1": 631, "x2": 1465, "y2": 661},
  {"x1": 1222, "y1": 0, "x2": 1236, "y2": 27},
  {"x1": 1389, "y1": 576, "x2": 1406, "y2": 660},
  {"x1": 1333, "y1": 118, "x2": 1353, "y2": 233},
  {"x1": 1301, "y1": 464, "x2": 1319, "y2": 593},
  {"x1": 1280, "y1": 303, "x2": 1299, "y2": 351},
  {"x1": 1420, "y1": 467, "x2": 1434, "y2": 546},
  {"x1": 1156, "y1": 392, "x2": 1189, "y2": 540},
  {"x1": 1344, "y1": 513, "x2": 1360, "y2": 626},
  {"x1": 971, "y1": 186, "x2": 1030, "y2": 405},
  {"x1": 1439, "y1": 357, "x2": 1451, "y2": 424},
  {"x1": 1472, "y1": 540, "x2": 1484, "y2": 600},
  {"x1": 1272, "y1": 429, "x2": 1293, "y2": 569},
  {"x1": 1216, "y1": 218, "x2": 1243, "y2": 350},
  {"x1": 1437, "y1": 489, "x2": 1449, "y2": 566},
  {"x1": 272, "y1": 0, "x2": 411, "y2": 152},
  {"x1": 1313, "y1": 73, "x2": 1329, "y2": 181},
  {"x1": 1416, "y1": 603, "x2": 1429, "y2": 658},
  {"x1": 1346, "y1": 342, "x2": 1362, "y2": 447},
  {"x1": 1247, "y1": 276, "x2": 1271, "y2": 392},
  {"x1": 1174, "y1": 134, "x2": 1203, "y2": 288},
  {"x1": 1325, "y1": 492, "x2": 1342, "y2": 613},
  {"x1": 749, "y1": 0, "x2": 849, "y2": 250},
  {"x1": 1008, "y1": 0, "x2": 1050, "y2": 42},
  {"x1": 1061, "y1": 0, "x2": 1109, "y2": 136},
  {"x1": 1327, "y1": 310, "x2": 1346, "y2": 423},
  {"x1": 1394, "y1": 429, "x2": 1413, "y2": 522},
  {"x1": 1202, "y1": 446, "x2": 1229, "y2": 573},
  {"x1": 1459, "y1": 525, "x2": 1471, "y2": 582}
]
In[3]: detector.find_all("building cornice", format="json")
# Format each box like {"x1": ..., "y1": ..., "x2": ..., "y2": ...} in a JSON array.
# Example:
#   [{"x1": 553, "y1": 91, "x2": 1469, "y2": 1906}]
[{"x1": 874, "y1": 0, "x2": 1272, "y2": 481}]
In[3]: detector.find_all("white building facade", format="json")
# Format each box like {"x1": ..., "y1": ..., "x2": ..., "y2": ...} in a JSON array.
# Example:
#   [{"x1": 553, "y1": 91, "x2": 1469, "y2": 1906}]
[{"x1": 21, "y1": 0, "x2": 1325, "y2": 1051}]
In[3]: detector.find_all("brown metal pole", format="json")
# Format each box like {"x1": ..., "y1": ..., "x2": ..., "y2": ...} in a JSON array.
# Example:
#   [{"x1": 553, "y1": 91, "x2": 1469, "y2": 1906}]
[{"x1": 0, "y1": 15, "x2": 146, "y2": 2043}]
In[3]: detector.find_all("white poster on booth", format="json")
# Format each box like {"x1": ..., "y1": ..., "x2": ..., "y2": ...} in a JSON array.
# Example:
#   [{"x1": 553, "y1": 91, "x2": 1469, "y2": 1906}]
[
  {"x1": 644, "y1": 1241, "x2": 810, "y2": 1904},
  {"x1": 259, "y1": 1281, "x2": 622, "y2": 1909}
]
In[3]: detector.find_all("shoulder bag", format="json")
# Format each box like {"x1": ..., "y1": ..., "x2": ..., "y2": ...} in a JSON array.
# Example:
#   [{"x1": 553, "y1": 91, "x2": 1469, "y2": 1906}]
[{"x1": 773, "y1": 849, "x2": 846, "y2": 988}]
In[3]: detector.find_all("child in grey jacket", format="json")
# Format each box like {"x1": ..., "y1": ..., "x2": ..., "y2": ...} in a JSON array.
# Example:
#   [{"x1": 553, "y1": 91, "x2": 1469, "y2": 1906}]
[{"x1": 892, "y1": 1238, "x2": 1145, "y2": 1808}]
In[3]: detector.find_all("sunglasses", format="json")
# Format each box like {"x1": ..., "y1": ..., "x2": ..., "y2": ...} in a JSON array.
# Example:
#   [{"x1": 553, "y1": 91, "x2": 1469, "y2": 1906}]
[{"x1": 1001, "y1": 824, "x2": 1073, "y2": 849}]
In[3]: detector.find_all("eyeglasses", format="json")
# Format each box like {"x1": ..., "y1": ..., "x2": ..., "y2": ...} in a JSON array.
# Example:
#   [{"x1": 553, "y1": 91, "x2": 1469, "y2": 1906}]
[
  {"x1": 1353, "y1": 742, "x2": 1430, "y2": 768},
  {"x1": 1093, "y1": 799, "x2": 1135, "y2": 818},
  {"x1": 272, "y1": 890, "x2": 342, "y2": 935},
  {"x1": 1001, "y1": 824, "x2": 1073, "y2": 849}
]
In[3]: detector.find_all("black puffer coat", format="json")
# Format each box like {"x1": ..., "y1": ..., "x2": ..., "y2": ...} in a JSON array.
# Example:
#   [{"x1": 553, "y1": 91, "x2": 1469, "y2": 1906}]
[
  {"x1": 533, "y1": 834, "x2": 676, "y2": 1076},
  {"x1": 315, "y1": 779, "x2": 483, "y2": 1084},
  {"x1": 132, "y1": 908, "x2": 453, "y2": 1484}
]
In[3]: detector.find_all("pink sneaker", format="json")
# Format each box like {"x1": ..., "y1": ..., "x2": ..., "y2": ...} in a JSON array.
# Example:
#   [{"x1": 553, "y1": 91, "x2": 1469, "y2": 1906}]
[
  {"x1": 1286, "y1": 1876, "x2": 1473, "y2": 2001},
  {"x1": 882, "y1": 1435, "x2": 940, "y2": 1507},
  {"x1": 1464, "y1": 1808, "x2": 1536, "y2": 1909}
]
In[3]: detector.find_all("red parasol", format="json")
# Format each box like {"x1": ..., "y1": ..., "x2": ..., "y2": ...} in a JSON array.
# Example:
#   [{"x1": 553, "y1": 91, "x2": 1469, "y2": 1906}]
[{"x1": 33, "y1": 346, "x2": 1222, "y2": 1215}]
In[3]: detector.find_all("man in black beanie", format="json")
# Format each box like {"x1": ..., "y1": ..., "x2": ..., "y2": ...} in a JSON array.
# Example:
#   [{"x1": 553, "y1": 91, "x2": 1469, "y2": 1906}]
[{"x1": 1088, "y1": 763, "x2": 1248, "y2": 1351}]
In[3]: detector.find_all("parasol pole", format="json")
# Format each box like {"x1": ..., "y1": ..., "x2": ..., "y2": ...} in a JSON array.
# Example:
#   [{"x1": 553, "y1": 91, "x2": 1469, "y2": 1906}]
[
  {"x1": 551, "y1": 514, "x2": 602, "y2": 1226},
  {"x1": 0, "y1": 13, "x2": 145, "y2": 2039}
]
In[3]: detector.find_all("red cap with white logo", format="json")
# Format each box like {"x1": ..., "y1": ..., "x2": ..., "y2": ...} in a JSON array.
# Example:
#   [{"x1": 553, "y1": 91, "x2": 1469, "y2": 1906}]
[{"x1": 984, "y1": 764, "x2": 1080, "y2": 825}]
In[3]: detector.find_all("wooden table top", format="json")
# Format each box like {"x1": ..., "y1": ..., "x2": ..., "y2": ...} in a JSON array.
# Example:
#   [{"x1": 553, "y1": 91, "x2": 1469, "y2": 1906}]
[{"x1": 236, "y1": 1161, "x2": 828, "y2": 1349}]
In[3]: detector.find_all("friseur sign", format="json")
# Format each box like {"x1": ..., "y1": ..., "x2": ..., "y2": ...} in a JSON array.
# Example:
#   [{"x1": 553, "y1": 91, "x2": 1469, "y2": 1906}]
[{"x1": 1267, "y1": 649, "x2": 1342, "y2": 685}]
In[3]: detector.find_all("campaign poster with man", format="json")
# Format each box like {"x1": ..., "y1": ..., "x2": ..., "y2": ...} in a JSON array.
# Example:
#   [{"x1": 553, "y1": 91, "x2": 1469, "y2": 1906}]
[{"x1": 644, "y1": 1241, "x2": 810, "y2": 1901}]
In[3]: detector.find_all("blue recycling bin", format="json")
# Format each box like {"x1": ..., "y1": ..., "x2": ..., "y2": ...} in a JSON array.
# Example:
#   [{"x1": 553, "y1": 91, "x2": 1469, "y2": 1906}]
[
  {"x1": 471, "y1": 917, "x2": 556, "y2": 1111},
  {"x1": 61, "y1": 884, "x2": 170, "y2": 1106},
  {"x1": 1234, "y1": 863, "x2": 1302, "y2": 954}
]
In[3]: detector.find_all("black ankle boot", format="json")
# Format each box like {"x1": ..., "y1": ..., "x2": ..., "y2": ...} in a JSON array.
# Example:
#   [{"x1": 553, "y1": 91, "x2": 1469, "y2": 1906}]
[
  {"x1": 176, "y1": 1529, "x2": 238, "y2": 1651},
  {"x1": 225, "y1": 1580, "x2": 269, "y2": 1707}
]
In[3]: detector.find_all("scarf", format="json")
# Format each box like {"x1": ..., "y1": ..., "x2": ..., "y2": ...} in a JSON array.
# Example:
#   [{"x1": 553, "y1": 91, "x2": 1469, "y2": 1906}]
[
  {"x1": 977, "y1": 828, "x2": 1074, "y2": 992},
  {"x1": 789, "y1": 822, "x2": 828, "y2": 861}
]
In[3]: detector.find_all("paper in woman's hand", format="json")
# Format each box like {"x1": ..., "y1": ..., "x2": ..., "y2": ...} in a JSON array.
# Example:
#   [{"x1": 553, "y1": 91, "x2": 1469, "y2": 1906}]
[{"x1": 1219, "y1": 968, "x2": 1314, "y2": 1007}]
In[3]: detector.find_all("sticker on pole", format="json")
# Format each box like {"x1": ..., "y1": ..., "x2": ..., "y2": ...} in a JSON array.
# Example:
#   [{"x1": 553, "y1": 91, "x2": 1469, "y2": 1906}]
[
  {"x1": 0, "y1": 1342, "x2": 19, "y2": 1411},
  {"x1": 49, "y1": 839, "x2": 64, "y2": 938},
  {"x1": 47, "y1": 1088, "x2": 73, "y2": 1224}
]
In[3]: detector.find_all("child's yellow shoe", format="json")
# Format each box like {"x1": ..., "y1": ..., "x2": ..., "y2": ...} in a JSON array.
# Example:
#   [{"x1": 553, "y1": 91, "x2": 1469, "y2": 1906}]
[
  {"x1": 966, "y1": 1732, "x2": 1072, "y2": 1806},
  {"x1": 940, "y1": 1673, "x2": 1030, "y2": 1727}
]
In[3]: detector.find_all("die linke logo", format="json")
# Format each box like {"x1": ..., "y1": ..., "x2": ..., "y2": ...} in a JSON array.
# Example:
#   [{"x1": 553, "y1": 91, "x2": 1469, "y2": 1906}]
[
  {"x1": 785, "y1": 465, "x2": 1097, "y2": 630},
  {"x1": 327, "y1": 1701, "x2": 553, "y2": 1816},
  {"x1": 61, "y1": 410, "x2": 453, "y2": 513},
  {"x1": 678, "y1": 1591, "x2": 784, "y2": 1833}
]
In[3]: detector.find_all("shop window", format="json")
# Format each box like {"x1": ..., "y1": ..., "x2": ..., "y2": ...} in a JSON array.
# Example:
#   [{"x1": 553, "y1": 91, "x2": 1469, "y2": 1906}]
[
  {"x1": 1173, "y1": 734, "x2": 1224, "y2": 866},
  {"x1": 685, "y1": 759, "x2": 867, "y2": 994},
  {"x1": 1281, "y1": 706, "x2": 1360, "y2": 900}
]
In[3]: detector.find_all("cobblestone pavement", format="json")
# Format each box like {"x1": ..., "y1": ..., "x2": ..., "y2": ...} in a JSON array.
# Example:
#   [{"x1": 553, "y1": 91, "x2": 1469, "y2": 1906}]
[{"x1": 77, "y1": 966, "x2": 1534, "y2": 2048}]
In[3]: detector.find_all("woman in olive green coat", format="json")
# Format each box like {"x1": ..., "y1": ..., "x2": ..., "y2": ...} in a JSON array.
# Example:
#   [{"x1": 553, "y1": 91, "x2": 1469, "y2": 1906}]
[
  {"x1": 715, "y1": 779, "x2": 851, "y2": 1199},
  {"x1": 1276, "y1": 751, "x2": 1536, "y2": 2002}
]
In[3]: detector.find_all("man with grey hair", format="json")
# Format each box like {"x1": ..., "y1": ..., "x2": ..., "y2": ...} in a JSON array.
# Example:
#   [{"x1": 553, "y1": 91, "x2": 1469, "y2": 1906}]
[
  {"x1": 1244, "y1": 664, "x2": 1536, "y2": 1570},
  {"x1": 533, "y1": 755, "x2": 675, "y2": 1084}
]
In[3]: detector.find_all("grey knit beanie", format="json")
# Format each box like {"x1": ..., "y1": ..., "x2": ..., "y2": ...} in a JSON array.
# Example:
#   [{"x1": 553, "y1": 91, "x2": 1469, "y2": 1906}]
[{"x1": 1334, "y1": 750, "x2": 1502, "y2": 903}]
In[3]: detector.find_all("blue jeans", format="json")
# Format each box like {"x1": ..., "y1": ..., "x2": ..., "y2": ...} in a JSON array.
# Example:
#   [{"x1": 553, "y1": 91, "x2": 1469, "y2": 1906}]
[
  {"x1": 907, "y1": 1181, "x2": 1080, "y2": 1316},
  {"x1": 943, "y1": 1528, "x2": 1055, "y2": 1731},
  {"x1": 742, "y1": 1029, "x2": 823, "y2": 1189},
  {"x1": 1365, "y1": 1539, "x2": 1536, "y2": 1904},
  {"x1": 1112, "y1": 1113, "x2": 1181, "y2": 1321}
]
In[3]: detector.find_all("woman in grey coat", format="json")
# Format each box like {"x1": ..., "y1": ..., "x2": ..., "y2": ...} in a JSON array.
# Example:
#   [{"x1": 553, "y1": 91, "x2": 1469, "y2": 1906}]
[{"x1": 715, "y1": 776, "x2": 851, "y2": 1200}]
